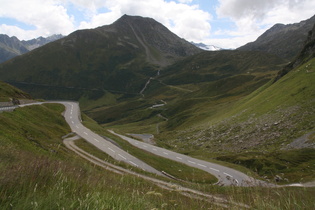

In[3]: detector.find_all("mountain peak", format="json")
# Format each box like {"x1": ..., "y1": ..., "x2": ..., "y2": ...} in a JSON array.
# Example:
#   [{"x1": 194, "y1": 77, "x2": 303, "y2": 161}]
[
  {"x1": 115, "y1": 14, "x2": 155, "y2": 23},
  {"x1": 96, "y1": 14, "x2": 202, "y2": 65}
]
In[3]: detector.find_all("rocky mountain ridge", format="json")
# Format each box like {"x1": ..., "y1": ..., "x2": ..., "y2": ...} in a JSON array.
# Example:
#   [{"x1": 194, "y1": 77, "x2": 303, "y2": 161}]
[
  {"x1": 0, "y1": 34, "x2": 63, "y2": 63},
  {"x1": 238, "y1": 14, "x2": 315, "y2": 60},
  {"x1": 22, "y1": 34, "x2": 64, "y2": 50}
]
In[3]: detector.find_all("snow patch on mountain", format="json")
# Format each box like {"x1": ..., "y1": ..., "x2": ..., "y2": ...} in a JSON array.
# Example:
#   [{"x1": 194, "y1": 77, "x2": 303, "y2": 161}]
[{"x1": 191, "y1": 42, "x2": 222, "y2": 51}]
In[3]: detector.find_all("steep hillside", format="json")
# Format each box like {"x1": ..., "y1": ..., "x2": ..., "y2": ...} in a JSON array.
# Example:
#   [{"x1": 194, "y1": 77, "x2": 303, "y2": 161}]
[
  {"x1": 0, "y1": 81, "x2": 31, "y2": 102},
  {"x1": 0, "y1": 15, "x2": 201, "y2": 100},
  {"x1": 238, "y1": 14, "x2": 315, "y2": 60},
  {"x1": 162, "y1": 57, "x2": 314, "y2": 153},
  {"x1": 276, "y1": 22, "x2": 315, "y2": 81}
]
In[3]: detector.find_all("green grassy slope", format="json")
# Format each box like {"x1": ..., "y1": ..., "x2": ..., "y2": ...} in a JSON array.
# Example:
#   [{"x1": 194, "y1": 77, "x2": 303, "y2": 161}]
[
  {"x1": 0, "y1": 81, "x2": 31, "y2": 102},
  {"x1": 155, "y1": 57, "x2": 315, "y2": 183}
]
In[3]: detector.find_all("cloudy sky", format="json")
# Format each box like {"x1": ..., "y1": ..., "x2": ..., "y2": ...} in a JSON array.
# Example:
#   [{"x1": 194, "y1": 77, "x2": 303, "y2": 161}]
[{"x1": 0, "y1": 0, "x2": 314, "y2": 48}]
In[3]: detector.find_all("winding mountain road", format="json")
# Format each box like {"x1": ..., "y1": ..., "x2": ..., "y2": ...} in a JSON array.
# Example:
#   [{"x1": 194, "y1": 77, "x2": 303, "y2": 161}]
[
  {"x1": 60, "y1": 101, "x2": 164, "y2": 175},
  {"x1": 19, "y1": 101, "x2": 268, "y2": 186},
  {"x1": 109, "y1": 130, "x2": 269, "y2": 186}
]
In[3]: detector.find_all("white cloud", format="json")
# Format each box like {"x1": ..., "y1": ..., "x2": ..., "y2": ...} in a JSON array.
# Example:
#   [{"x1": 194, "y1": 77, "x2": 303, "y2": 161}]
[
  {"x1": 177, "y1": 0, "x2": 193, "y2": 3},
  {"x1": 0, "y1": 0, "x2": 75, "y2": 40},
  {"x1": 0, "y1": 0, "x2": 211, "y2": 42},
  {"x1": 213, "y1": 0, "x2": 315, "y2": 48},
  {"x1": 76, "y1": 0, "x2": 212, "y2": 42},
  {"x1": 0, "y1": 0, "x2": 314, "y2": 49}
]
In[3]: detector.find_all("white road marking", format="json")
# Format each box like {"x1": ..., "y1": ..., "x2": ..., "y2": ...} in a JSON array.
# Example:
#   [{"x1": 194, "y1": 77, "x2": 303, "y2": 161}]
[
  {"x1": 142, "y1": 145, "x2": 147, "y2": 148},
  {"x1": 70, "y1": 116, "x2": 72, "y2": 119},
  {"x1": 84, "y1": 132, "x2": 88, "y2": 135},
  {"x1": 71, "y1": 121, "x2": 74, "y2": 124},
  {"x1": 152, "y1": 148, "x2": 157, "y2": 151},
  {"x1": 224, "y1": 172, "x2": 233, "y2": 177},
  {"x1": 176, "y1": 157, "x2": 182, "y2": 160},
  {"x1": 118, "y1": 154, "x2": 127, "y2": 160},
  {"x1": 135, "y1": 142, "x2": 139, "y2": 145},
  {"x1": 94, "y1": 138, "x2": 99, "y2": 142},
  {"x1": 210, "y1": 167, "x2": 220, "y2": 172},
  {"x1": 108, "y1": 147, "x2": 115, "y2": 153},
  {"x1": 76, "y1": 125, "x2": 79, "y2": 129},
  {"x1": 163, "y1": 152, "x2": 169, "y2": 155},
  {"x1": 188, "y1": 160, "x2": 196, "y2": 164},
  {"x1": 129, "y1": 161, "x2": 138, "y2": 167},
  {"x1": 197, "y1": 163, "x2": 207, "y2": 168}
]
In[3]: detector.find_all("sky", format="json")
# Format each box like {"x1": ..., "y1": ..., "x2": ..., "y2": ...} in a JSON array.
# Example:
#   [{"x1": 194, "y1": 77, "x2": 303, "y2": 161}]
[{"x1": 0, "y1": 0, "x2": 314, "y2": 49}]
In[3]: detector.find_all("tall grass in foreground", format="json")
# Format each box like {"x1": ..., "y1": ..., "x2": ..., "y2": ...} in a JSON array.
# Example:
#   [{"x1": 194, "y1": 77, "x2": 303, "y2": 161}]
[
  {"x1": 2, "y1": 151, "x2": 314, "y2": 210},
  {"x1": 227, "y1": 185, "x2": 315, "y2": 209},
  {"x1": 0, "y1": 153, "x2": 218, "y2": 209}
]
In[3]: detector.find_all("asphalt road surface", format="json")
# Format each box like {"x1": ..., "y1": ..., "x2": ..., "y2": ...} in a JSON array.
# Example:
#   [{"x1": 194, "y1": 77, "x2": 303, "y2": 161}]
[
  {"x1": 0, "y1": 106, "x2": 18, "y2": 112},
  {"x1": 19, "y1": 101, "x2": 163, "y2": 176},
  {"x1": 60, "y1": 101, "x2": 164, "y2": 176},
  {"x1": 109, "y1": 130, "x2": 269, "y2": 186}
]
